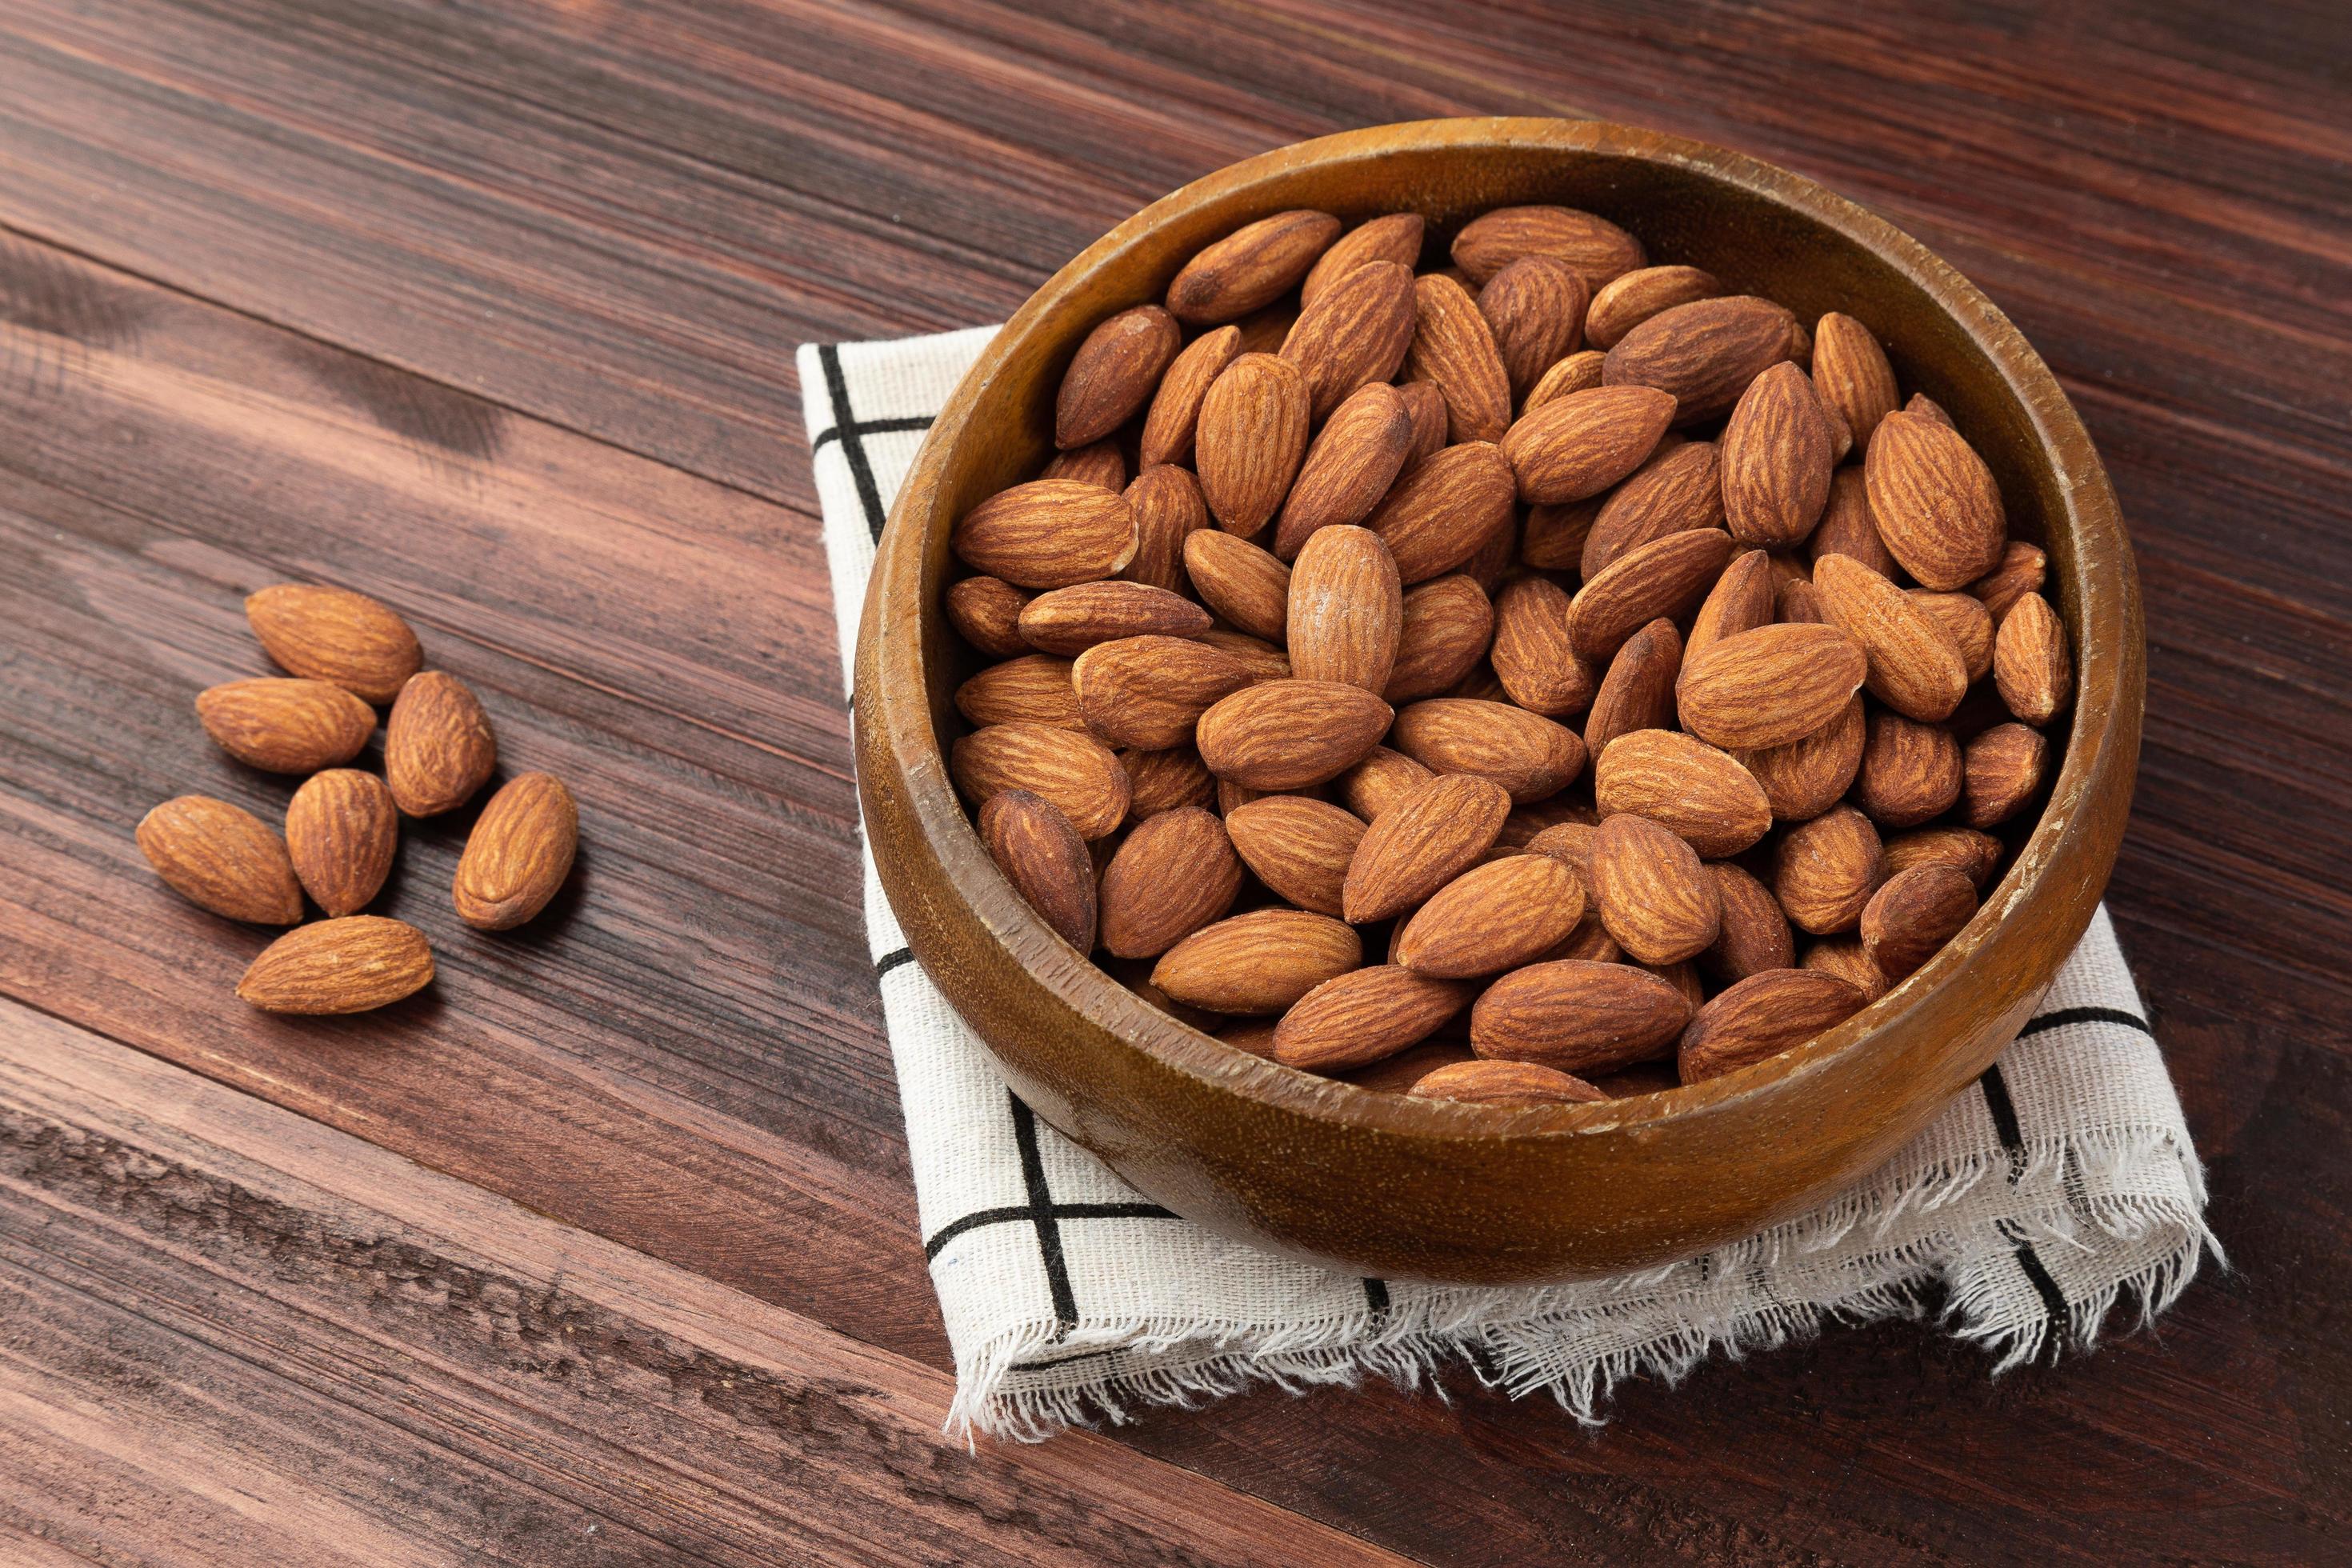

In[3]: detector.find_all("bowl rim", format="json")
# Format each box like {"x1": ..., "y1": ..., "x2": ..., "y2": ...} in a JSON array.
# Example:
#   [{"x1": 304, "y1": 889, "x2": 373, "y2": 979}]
[{"x1": 858, "y1": 115, "x2": 2138, "y2": 1143}]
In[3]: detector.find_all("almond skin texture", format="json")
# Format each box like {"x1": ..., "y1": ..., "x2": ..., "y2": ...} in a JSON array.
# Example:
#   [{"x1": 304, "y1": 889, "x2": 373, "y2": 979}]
[
  {"x1": 1882, "y1": 826, "x2": 2005, "y2": 889},
  {"x1": 1861, "y1": 863, "x2": 1978, "y2": 981},
  {"x1": 1674, "y1": 622, "x2": 1869, "y2": 750},
  {"x1": 1470, "y1": 959, "x2": 1690, "y2": 1075},
  {"x1": 1181, "y1": 530, "x2": 1291, "y2": 643},
  {"x1": 1040, "y1": 441, "x2": 1126, "y2": 491},
  {"x1": 1410, "y1": 1059, "x2": 1606, "y2": 1106},
  {"x1": 1138, "y1": 326, "x2": 1242, "y2": 467},
  {"x1": 1809, "y1": 313, "x2": 1902, "y2": 451},
  {"x1": 1057, "y1": 305, "x2": 1181, "y2": 448},
  {"x1": 1584, "y1": 265, "x2": 1722, "y2": 350},
  {"x1": 1334, "y1": 746, "x2": 1434, "y2": 822},
  {"x1": 950, "y1": 722, "x2": 1130, "y2": 839},
  {"x1": 954, "y1": 655, "x2": 1084, "y2": 732},
  {"x1": 1395, "y1": 378, "x2": 1450, "y2": 462},
  {"x1": 1678, "y1": 969, "x2": 1868, "y2": 1083},
  {"x1": 1273, "y1": 966, "x2": 1474, "y2": 1072},
  {"x1": 1814, "y1": 554, "x2": 1970, "y2": 722},
  {"x1": 1394, "y1": 852, "x2": 1586, "y2": 978},
  {"x1": 1589, "y1": 813, "x2": 1722, "y2": 964},
  {"x1": 1385, "y1": 575, "x2": 1494, "y2": 703},
  {"x1": 451, "y1": 771, "x2": 578, "y2": 931},
  {"x1": 1603, "y1": 295, "x2": 1800, "y2": 425},
  {"x1": 1490, "y1": 577, "x2": 1597, "y2": 718},
  {"x1": 1274, "y1": 382, "x2": 1415, "y2": 558},
  {"x1": 237, "y1": 915, "x2": 434, "y2": 1014},
  {"x1": 1721, "y1": 361, "x2": 1835, "y2": 547},
  {"x1": 1778, "y1": 577, "x2": 1826, "y2": 624},
  {"x1": 1406, "y1": 273, "x2": 1514, "y2": 443},
  {"x1": 245, "y1": 583, "x2": 422, "y2": 705},
  {"x1": 1522, "y1": 350, "x2": 1608, "y2": 414},
  {"x1": 1071, "y1": 635, "x2": 1250, "y2": 750},
  {"x1": 1119, "y1": 465, "x2": 1211, "y2": 594},
  {"x1": 1704, "y1": 862, "x2": 1796, "y2": 985},
  {"x1": 1582, "y1": 439, "x2": 1722, "y2": 577},
  {"x1": 1959, "y1": 722, "x2": 2049, "y2": 828},
  {"x1": 1910, "y1": 590, "x2": 1997, "y2": 682},
  {"x1": 946, "y1": 577, "x2": 1034, "y2": 658},
  {"x1": 1150, "y1": 908, "x2": 1362, "y2": 1014},
  {"x1": 1018, "y1": 581, "x2": 1211, "y2": 655},
  {"x1": 1342, "y1": 773, "x2": 1512, "y2": 923},
  {"x1": 1736, "y1": 695, "x2": 1865, "y2": 822},
  {"x1": 285, "y1": 769, "x2": 398, "y2": 918},
  {"x1": 1122, "y1": 746, "x2": 1218, "y2": 818},
  {"x1": 1862, "y1": 410, "x2": 2008, "y2": 590},
  {"x1": 954, "y1": 480, "x2": 1138, "y2": 589},
  {"x1": 1389, "y1": 699, "x2": 1586, "y2": 804},
  {"x1": 1280, "y1": 258, "x2": 1416, "y2": 418},
  {"x1": 136, "y1": 795, "x2": 305, "y2": 925},
  {"x1": 196, "y1": 678, "x2": 376, "y2": 774},
  {"x1": 1971, "y1": 540, "x2": 2048, "y2": 623},
  {"x1": 1994, "y1": 591, "x2": 2073, "y2": 725},
  {"x1": 1301, "y1": 212, "x2": 1425, "y2": 306},
  {"x1": 1450, "y1": 205, "x2": 1645, "y2": 289},
  {"x1": 383, "y1": 671, "x2": 498, "y2": 817},
  {"x1": 1197, "y1": 629, "x2": 1290, "y2": 684},
  {"x1": 1478, "y1": 255, "x2": 1587, "y2": 400},
  {"x1": 1568, "y1": 528, "x2": 1738, "y2": 660},
  {"x1": 1362, "y1": 441, "x2": 1517, "y2": 583},
  {"x1": 1774, "y1": 803, "x2": 1884, "y2": 934},
  {"x1": 1802, "y1": 937, "x2": 1890, "y2": 1002},
  {"x1": 1501, "y1": 384, "x2": 1677, "y2": 504},
  {"x1": 1194, "y1": 679, "x2": 1393, "y2": 790},
  {"x1": 1526, "y1": 821, "x2": 1598, "y2": 894},
  {"x1": 1522, "y1": 498, "x2": 1600, "y2": 570},
  {"x1": 1166, "y1": 210, "x2": 1339, "y2": 323},
  {"x1": 1194, "y1": 352, "x2": 1312, "y2": 535},
  {"x1": 978, "y1": 790, "x2": 1098, "y2": 951},
  {"x1": 1684, "y1": 548, "x2": 1778, "y2": 667},
  {"x1": 1098, "y1": 806, "x2": 1243, "y2": 958},
  {"x1": 1225, "y1": 795, "x2": 1366, "y2": 917},
  {"x1": 1594, "y1": 730, "x2": 1772, "y2": 857},
  {"x1": 1854, "y1": 711, "x2": 1965, "y2": 829},
  {"x1": 1809, "y1": 469, "x2": 1899, "y2": 578},
  {"x1": 1585, "y1": 618, "x2": 1682, "y2": 758},
  {"x1": 1287, "y1": 526, "x2": 1403, "y2": 694},
  {"x1": 1905, "y1": 392, "x2": 1954, "y2": 429}
]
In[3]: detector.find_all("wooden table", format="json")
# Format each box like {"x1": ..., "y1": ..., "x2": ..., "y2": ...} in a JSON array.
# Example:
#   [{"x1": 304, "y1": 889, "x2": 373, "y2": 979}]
[{"x1": 2, "y1": 2, "x2": 2344, "y2": 1562}]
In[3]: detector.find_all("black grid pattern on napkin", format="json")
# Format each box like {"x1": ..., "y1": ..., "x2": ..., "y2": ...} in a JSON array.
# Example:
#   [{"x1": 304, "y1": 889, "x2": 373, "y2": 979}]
[{"x1": 814, "y1": 343, "x2": 932, "y2": 543}]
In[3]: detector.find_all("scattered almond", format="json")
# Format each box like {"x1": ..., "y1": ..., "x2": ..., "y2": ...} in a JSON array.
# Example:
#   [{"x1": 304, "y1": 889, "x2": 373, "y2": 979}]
[
  {"x1": 237, "y1": 915, "x2": 434, "y2": 1014},
  {"x1": 137, "y1": 795, "x2": 305, "y2": 925},
  {"x1": 245, "y1": 584, "x2": 422, "y2": 705},
  {"x1": 286, "y1": 769, "x2": 399, "y2": 918},
  {"x1": 385, "y1": 670, "x2": 498, "y2": 817},
  {"x1": 196, "y1": 678, "x2": 376, "y2": 775}
]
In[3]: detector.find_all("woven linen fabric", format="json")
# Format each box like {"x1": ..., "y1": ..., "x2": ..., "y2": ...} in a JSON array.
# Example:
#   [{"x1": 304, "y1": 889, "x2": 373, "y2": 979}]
[{"x1": 796, "y1": 326, "x2": 2217, "y2": 1442}]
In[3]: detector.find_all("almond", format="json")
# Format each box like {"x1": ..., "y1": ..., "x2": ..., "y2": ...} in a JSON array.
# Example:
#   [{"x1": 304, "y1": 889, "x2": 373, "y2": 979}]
[
  {"x1": 1334, "y1": 745, "x2": 1434, "y2": 822},
  {"x1": 1389, "y1": 698, "x2": 1586, "y2": 804},
  {"x1": 1522, "y1": 349, "x2": 1608, "y2": 413},
  {"x1": 1478, "y1": 256, "x2": 1587, "y2": 400},
  {"x1": 1862, "y1": 410, "x2": 2007, "y2": 590},
  {"x1": 1446, "y1": 662, "x2": 1510, "y2": 703},
  {"x1": 1110, "y1": 956, "x2": 1222, "y2": 1031},
  {"x1": 1410, "y1": 1058, "x2": 1606, "y2": 1106},
  {"x1": 1778, "y1": 577, "x2": 1826, "y2": 624},
  {"x1": 1195, "y1": 352, "x2": 1312, "y2": 534},
  {"x1": 1197, "y1": 628, "x2": 1290, "y2": 683},
  {"x1": 950, "y1": 722, "x2": 1130, "y2": 838},
  {"x1": 1580, "y1": 438, "x2": 1721, "y2": 576},
  {"x1": 1809, "y1": 313, "x2": 1901, "y2": 450},
  {"x1": 953, "y1": 479, "x2": 1138, "y2": 588},
  {"x1": 1273, "y1": 382, "x2": 1415, "y2": 558},
  {"x1": 1589, "y1": 812, "x2": 1722, "y2": 963},
  {"x1": 1808, "y1": 469, "x2": 1898, "y2": 578},
  {"x1": 194, "y1": 678, "x2": 376, "y2": 775},
  {"x1": 1120, "y1": 465, "x2": 1212, "y2": 594},
  {"x1": 1500, "y1": 384, "x2": 1676, "y2": 503},
  {"x1": 1567, "y1": 528, "x2": 1738, "y2": 660},
  {"x1": 1098, "y1": 806, "x2": 1243, "y2": 958},
  {"x1": 1585, "y1": 618, "x2": 1682, "y2": 757},
  {"x1": 1396, "y1": 378, "x2": 1450, "y2": 462},
  {"x1": 1225, "y1": 794, "x2": 1366, "y2": 917},
  {"x1": 1908, "y1": 590, "x2": 1996, "y2": 682},
  {"x1": 1970, "y1": 540, "x2": 2047, "y2": 623},
  {"x1": 1362, "y1": 441, "x2": 1516, "y2": 583},
  {"x1": 1039, "y1": 441, "x2": 1126, "y2": 490},
  {"x1": 1336, "y1": 1038, "x2": 1470, "y2": 1091},
  {"x1": 136, "y1": 795, "x2": 304, "y2": 925},
  {"x1": 1905, "y1": 391, "x2": 1953, "y2": 427},
  {"x1": 1166, "y1": 210, "x2": 1338, "y2": 322},
  {"x1": 1525, "y1": 820, "x2": 1598, "y2": 894},
  {"x1": 1182, "y1": 529, "x2": 1292, "y2": 642},
  {"x1": 1394, "y1": 852, "x2": 1586, "y2": 977},
  {"x1": 1522, "y1": 498, "x2": 1601, "y2": 570},
  {"x1": 283, "y1": 769, "x2": 398, "y2": 918},
  {"x1": 1882, "y1": 826, "x2": 2004, "y2": 888},
  {"x1": 1853, "y1": 711, "x2": 1964, "y2": 829},
  {"x1": 237, "y1": 915, "x2": 434, "y2": 1014},
  {"x1": 384, "y1": 671, "x2": 496, "y2": 816},
  {"x1": 1674, "y1": 622, "x2": 1868, "y2": 750},
  {"x1": 1683, "y1": 548, "x2": 1778, "y2": 666},
  {"x1": 1703, "y1": 862, "x2": 1795, "y2": 985},
  {"x1": 1280, "y1": 258, "x2": 1416, "y2": 418},
  {"x1": 1341, "y1": 773, "x2": 1511, "y2": 922},
  {"x1": 1584, "y1": 264, "x2": 1721, "y2": 350},
  {"x1": 1734, "y1": 695, "x2": 1864, "y2": 822},
  {"x1": 450, "y1": 770, "x2": 577, "y2": 931},
  {"x1": 1234, "y1": 304, "x2": 1298, "y2": 358},
  {"x1": 955, "y1": 654, "x2": 1084, "y2": 731},
  {"x1": 1489, "y1": 577, "x2": 1597, "y2": 717},
  {"x1": 1802, "y1": 937, "x2": 1890, "y2": 1002},
  {"x1": 1720, "y1": 361, "x2": 1835, "y2": 546},
  {"x1": 1602, "y1": 295, "x2": 1800, "y2": 425},
  {"x1": 1286, "y1": 526, "x2": 1403, "y2": 694},
  {"x1": 1593, "y1": 730, "x2": 1771, "y2": 857},
  {"x1": 946, "y1": 576, "x2": 1034, "y2": 658},
  {"x1": 1385, "y1": 575, "x2": 1494, "y2": 703},
  {"x1": 1861, "y1": 863, "x2": 1978, "y2": 980},
  {"x1": 1150, "y1": 907, "x2": 1362, "y2": 1014},
  {"x1": 1469, "y1": 959, "x2": 1690, "y2": 1074},
  {"x1": 1450, "y1": 205, "x2": 1645, "y2": 289},
  {"x1": 1018, "y1": 581, "x2": 1211, "y2": 654},
  {"x1": 1959, "y1": 722, "x2": 2048, "y2": 829},
  {"x1": 1406, "y1": 273, "x2": 1514, "y2": 442},
  {"x1": 245, "y1": 583, "x2": 422, "y2": 705},
  {"x1": 1773, "y1": 803, "x2": 1882, "y2": 934},
  {"x1": 1057, "y1": 305, "x2": 1181, "y2": 448},
  {"x1": 1813, "y1": 554, "x2": 1970, "y2": 722},
  {"x1": 1301, "y1": 212, "x2": 1425, "y2": 306},
  {"x1": 1139, "y1": 326, "x2": 1242, "y2": 466},
  {"x1": 1194, "y1": 679, "x2": 1393, "y2": 790},
  {"x1": 1994, "y1": 591, "x2": 2072, "y2": 725},
  {"x1": 1274, "y1": 965, "x2": 1474, "y2": 1071},
  {"x1": 1072, "y1": 635, "x2": 1251, "y2": 750},
  {"x1": 1122, "y1": 746, "x2": 1218, "y2": 818},
  {"x1": 1678, "y1": 969, "x2": 1867, "y2": 1083}
]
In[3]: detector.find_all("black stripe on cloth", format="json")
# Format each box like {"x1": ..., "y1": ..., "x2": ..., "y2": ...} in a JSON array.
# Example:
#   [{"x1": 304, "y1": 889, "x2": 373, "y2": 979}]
[
  {"x1": 2016, "y1": 1006, "x2": 2151, "y2": 1041},
  {"x1": 874, "y1": 947, "x2": 917, "y2": 979},
  {"x1": 1009, "y1": 1345, "x2": 1126, "y2": 1372},
  {"x1": 922, "y1": 1201, "x2": 1180, "y2": 1260},
  {"x1": 1362, "y1": 1278, "x2": 1390, "y2": 1320},
  {"x1": 816, "y1": 343, "x2": 890, "y2": 543},
  {"x1": 1980, "y1": 1062, "x2": 2066, "y2": 1351},
  {"x1": 1010, "y1": 1094, "x2": 1081, "y2": 1332},
  {"x1": 2000, "y1": 1219, "x2": 2072, "y2": 1342},
  {"x1": 810, "y1": 414, "x2": 934, "y2": 453}
]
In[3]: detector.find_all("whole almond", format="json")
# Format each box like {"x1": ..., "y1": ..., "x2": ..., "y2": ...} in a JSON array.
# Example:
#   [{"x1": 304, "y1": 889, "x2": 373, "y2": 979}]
[
  {"x1": 1970, "y1": 540, "x2": 2048, "y2": 623},
  {"x1": 954, "y1": 480, "x2": 1138, "y2": 588},
  {"x1": 1469, "y1": 959, "x2": 1690, "y2": 1074},
  {"x1": 1478, "y1": 256, "x2": 1587, "y2": 399},
  {"x1": 1071, "y1": 635, "x2": 1250, "y2": 750},
  {"x1": 1098, "y1": 806, "x2": 1243, "y2": 958},
  {"x1": 1594, "y1": 730, "x2": 1771, "y2": 857},
  {"x1": 1040, "y1": 441, "x2": 1126, "y2": 491},
  {"x1": 1678, "y1": 969, "x2": 1868, "y2": 1083},
  {"x1": 1450, "y1": 205, "x2": 1645, "y2": 288},
  {"x1": 196, "y1": 678, "x2": 376, "y2": 774},
  {"x1": 1362, "y1": 441, "x2": 1517, "y2": 583},
  {"x1": 451, "y1": 771, "x2": 577, "y2": 930},
  {"x1": 1286, "y1": 525, "x2": 1403, "y2": 694},
  {"x1": 1522, "y1": 498, "x2": 1601, "y2": 571},
  {"x1": 1018, "y1": 582, "x2": 1211, "y2": 654},
  {"x1": 1274, "y1": 383, "x2": 1414, "y2": 558},
  {"x1": 1406, "y1": 273, "x2": 1514, "y2": 442},
  {"x1": 954, "y1": 654, "x2": 1084, "y2": 731},
  {"x1": 1410, "y1": 1058, "x2": 1606, "y2": 1106},
  {"x1": 1342, "y1": 773, "x2": 1511, "y2": 922},
  {"x1": 1589, "y1": 812, "x2": 1722, "y2": 963},
  {"x1": 1583, "y1": 264, "x2": 1722, "y2": 350},
  {"x1": 1994, "y1": 591, "x2": 2072, "y2": 725},
  {"x1": 1225, "y1": 795, "x2": 1366, "y2": 917},
  {"x1": 1567, "y1": 528, "x2": 1738, "y2": 660},
  {"x1": 1774, "y1": 803, "x2": 1883, "y2": 934},
  {"x1": 1853, "y1": 711, "x2": 1964, "y2": 829},
  {"x1": 979, "y1": 790, "x2": 1097, "y2": 951},
  {"x1": 1959, "y1": 722, "x2": 2049, "y2": 828},
  {"x1": 1862, "y1": 410, "x2": 2007, "y2": 590},
  {"x1": 1490, "y1": 577, "x2": 1597, "y2": 717},
  {"x1": 1500, "y1": 385, "x2": 1677, "y2": 504},
  {"x1": 1301, "y1": 212, "x2": 1425, "y2": 306},
  {"x1": 1809, "y1": 313, "x2": 1901, "y2": 450},
  {"x1": 1585, "y1": 618, "x2": 1682, "y2": 757},
  {"x1": 1280, "y1": 259, "x2": 1416, "y2": 418},
  {"x1": 1166, "y1": 210, "x2": 1339, "y2": 322},
  {"x1": 1602, "y1": 295, "x2": 1800, "y2": 425},
  {"x1": 245, "y1": 584, "x2": 422, "y2": 705},
  {"x1": 1194, "y1": 679, "x2": 1393, "y2": 790},
  {"x1": 1197, "y1": 628, "x2": 1290, "y2": 683},
  {"x1": 284, "y1": 769, "x2": 398, "y2": 917},
  {"x1": 1703, "y1": 862, "x2": 1795, "y2": 985},
  {"x1": 1394, "y1": 852, "x2": 1586, "y2": 978},
  {"x1": 1120, "y1": 465, "x2": 1212, "y2": 594},
  {"x1": 1385, "y1": 575, "x2": 1495, "y2": 703},
  {"x1": 1580, "y1": 438, "x2": 1720, "y2": 576},
  {"x1": 1390, "y1": 698, "x2": 1586, "y2": 804},
  {"x1": 1194, "y1": 352, "x2": 1312, "y2": 534},
  {"x1": 1139, "y1": 326, "x2": 1242, "y2": 466},
  {"x1": 1182, "y1": 529, "x2": 1291, "y2": 642},
  {"x1": 1122, "y1": 746, "x2": 1218, "y2": 818},
  {"x1": 1684, "y1": 548, "x2": 1778, "y2": 667},
  {"x1": 1057, "y1": 305, "x2": 1181, "y2": 449},
  {"x1": 1809, "y1": 469, "x2": 1898, "y2": 578},
  {"x1": 136, "y1": 795, "x2": 304, "y2": 925},
  {"x1": 1813, "y1": 554, "x2": 1970, "y2": 722},
  {"x1": 384, "y1": 671, "x2": 496, "y2": 816},
  {"x1": 1734, "y1": 695, "x2": 1864, "y2": 822},
  {"x1": 1861, "y1": 864, "x2": 1978, "y2": 980},
  {"x1": 1721, "y1": 361, "x2": 1835, "y2": 547},
  {"x1": 946, "y1": 576, "x2": 1034, "y2": 658},
  {"x1": 1274, "y1": 965, "x2": 1475, "y2": 1072},
  {"x1": 1150, "y1": 907, "x2": 1362, "y2": 1014},
  {"x1": 1802, "y1": 937, "x2": 1890, "y2": 1001},
  {"x1": 1522, "y1": 349, "x2": 1608, "y2": 414},
  {"x1": 1334, "y1": 746, "x2": 1435, "y2": 822},
  {"x1": 1910, "y1": 590, "x2": 1996, "y2": 682},
  {"x1": 950, "y1": 722, "x2": 1130, "y2": 838},
  {"x1": 1675, "y1": 622, "x2": 1868, "y2": 750},
  {"x1": 237, "y1": 915, "x2": 434, "y2": 1014},
  {"x1": 1395, "y1": 378, "x2": 1450, "y2": 462}
]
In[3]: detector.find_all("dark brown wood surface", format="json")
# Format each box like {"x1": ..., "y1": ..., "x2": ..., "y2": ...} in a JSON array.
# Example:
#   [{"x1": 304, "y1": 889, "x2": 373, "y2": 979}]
[{"x1": 0, "y1": 1, "x2": 2344, "y2": 1562}]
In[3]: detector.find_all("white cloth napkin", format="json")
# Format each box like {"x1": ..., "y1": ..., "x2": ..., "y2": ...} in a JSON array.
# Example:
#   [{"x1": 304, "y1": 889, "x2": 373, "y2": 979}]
[{"x1": 796, "y1": 327, "x2": 2217, "y2": 1442}]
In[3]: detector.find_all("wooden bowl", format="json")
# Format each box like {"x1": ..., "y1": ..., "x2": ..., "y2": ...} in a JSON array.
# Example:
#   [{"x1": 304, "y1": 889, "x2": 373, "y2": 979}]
[{"x1": 854, "y1": 118, "x2": 2142, "y2": 1284}]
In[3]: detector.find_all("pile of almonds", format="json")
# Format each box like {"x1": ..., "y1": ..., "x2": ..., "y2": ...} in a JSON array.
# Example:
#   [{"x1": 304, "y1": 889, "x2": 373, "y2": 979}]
[
  {"x1": 135, "y1": 584, "x2": 578, "y2": 1014},
  {"x1": 949, "y1": 203, "x2": 2073, "y2": 1106}
]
